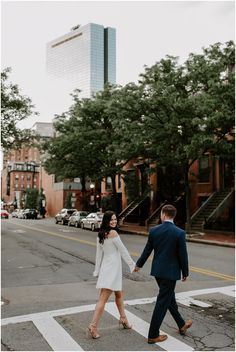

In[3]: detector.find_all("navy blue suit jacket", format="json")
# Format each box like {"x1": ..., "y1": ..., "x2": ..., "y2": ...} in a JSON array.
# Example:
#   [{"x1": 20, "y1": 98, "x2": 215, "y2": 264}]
[{"x1": 136, "y1": 221, "x2": 189, "y2": 281}]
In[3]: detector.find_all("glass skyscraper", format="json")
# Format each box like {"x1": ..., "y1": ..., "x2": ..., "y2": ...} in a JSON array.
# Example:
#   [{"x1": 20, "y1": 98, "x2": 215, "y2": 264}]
[{"x1": 46, "y1": 23, "x2": 116, "y2": 98}]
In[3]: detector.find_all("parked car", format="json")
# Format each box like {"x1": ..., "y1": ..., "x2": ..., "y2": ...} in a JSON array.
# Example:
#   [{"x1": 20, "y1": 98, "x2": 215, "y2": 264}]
[
  {"x1": 11, "y1": 209, "x2": 21, "y2": 218},
  {"x1": 55, "y1": 208, "x2": 77, "y2": 225},
  {"x1": 1, "y1": 209, "x2": 9, "y2": 219},
  {"x1": 68, "y1": 211, "x2": 89, "y2": 228},
  {"x1": 17, "y1": 209, "x2": 25, "y2": 219},
  {"x1": 23, "y1": 209, "x2": 38, "y2": 219},
  {"x1": 80, "y1": 212, "x2": 104, "y2": 231}
]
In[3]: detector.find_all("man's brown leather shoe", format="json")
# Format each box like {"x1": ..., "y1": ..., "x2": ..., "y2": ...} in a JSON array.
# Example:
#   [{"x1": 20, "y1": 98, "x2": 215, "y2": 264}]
[
  {"x1": 179, "y1": 320, "x2": 193, "y2": 335},
  {"x1": 147, "y1": 335, "x2": 168, "y2": 344}
]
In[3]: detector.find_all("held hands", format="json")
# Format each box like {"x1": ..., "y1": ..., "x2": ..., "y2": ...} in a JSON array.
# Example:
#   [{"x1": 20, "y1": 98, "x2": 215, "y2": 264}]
[
  {"x1": 182, "y1": 276, "x2": 187, "y2": 282},
  {"x1": 133, "y1": 266, "x2": 140, "y2": 273}
]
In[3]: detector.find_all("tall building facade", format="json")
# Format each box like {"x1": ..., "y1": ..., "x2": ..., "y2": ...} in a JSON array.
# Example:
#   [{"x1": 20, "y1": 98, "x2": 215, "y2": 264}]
[
  {"x1": 46, "y1": 23, "x2": 116, "y2": 98},
  {"x1": 1, "y1": 123, "x2": 54, "y2": 209}
]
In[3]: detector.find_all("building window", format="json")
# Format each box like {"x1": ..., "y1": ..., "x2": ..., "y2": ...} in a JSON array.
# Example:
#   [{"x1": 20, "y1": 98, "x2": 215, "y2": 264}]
[
  {"x1": 27, "y1": 175, "x2": 31, "y2": 181},
  {"x1": 198, "y1": 156, "x2": 210, "y2": 183},
  {"x1": 15, "y1": 175, "x2": 19, "y2": 180},
  {"x1": 106, "y1": 177, "x2": 112, "y2": 191},
  {"x1": 16, "y1": 164, "x2": 23, "y2": 171}
]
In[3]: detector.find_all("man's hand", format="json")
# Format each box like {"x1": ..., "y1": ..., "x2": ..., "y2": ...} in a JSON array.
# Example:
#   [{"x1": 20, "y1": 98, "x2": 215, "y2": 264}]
[
  {"x1": 182, "y1": 277, "x2": 187, "y2": 282},
  {"x1": 133, "y1": 266, "x2": 140, "y2": 272}
]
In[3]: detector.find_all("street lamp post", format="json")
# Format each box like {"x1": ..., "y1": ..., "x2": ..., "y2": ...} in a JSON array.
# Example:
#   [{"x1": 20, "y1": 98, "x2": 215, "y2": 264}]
[{"x1": 90, "y1": 183, "x2": 95, "y2": 211}]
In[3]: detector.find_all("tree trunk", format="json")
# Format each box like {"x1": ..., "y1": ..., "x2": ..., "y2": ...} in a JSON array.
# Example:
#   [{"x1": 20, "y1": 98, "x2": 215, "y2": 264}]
[
  {"x1": 111, "y1": 175, "x2": 118, "y2": 213},
  {"x1": 81, "y1": 174, "x2": 86, "y2": 192},
  {"x1": 184, "y1": 164, "x2": 191, "y2": 233}
]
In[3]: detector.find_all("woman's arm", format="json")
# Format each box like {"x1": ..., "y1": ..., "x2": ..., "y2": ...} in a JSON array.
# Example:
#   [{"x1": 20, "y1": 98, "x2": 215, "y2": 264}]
[
  {"x1": 93, "y1": 237, "x2": 104, "y2": 276},
  {"x1": 112, "y1": 233, "x2": 135, "y2": 272}
]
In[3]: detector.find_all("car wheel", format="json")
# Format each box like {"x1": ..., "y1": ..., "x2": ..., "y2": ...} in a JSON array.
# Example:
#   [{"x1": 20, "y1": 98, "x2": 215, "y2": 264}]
[
  {"x1": 62, "y1": 219, "x2": 66, "y2": 225},
  {"x1": 81, "y1": 222, "x2": 84, "y2": 229},
  {"x1": 68, "y1": 221, "x2": 71, "y2": 226},
  {"x1": 75, "y1": 221, "x2": 79, "y2": 228},
  {"x1": 91, "y1": 223, "x2": 95, "y2": 231},
  {"x1": 55, "y1": 219, "x2": 58, "y2": 224}
]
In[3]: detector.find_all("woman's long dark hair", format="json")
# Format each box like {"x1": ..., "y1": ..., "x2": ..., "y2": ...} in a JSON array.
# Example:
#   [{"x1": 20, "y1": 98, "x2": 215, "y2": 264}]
[{"x1": 98, "y1": 210, "x2": 118, "y2": 244}]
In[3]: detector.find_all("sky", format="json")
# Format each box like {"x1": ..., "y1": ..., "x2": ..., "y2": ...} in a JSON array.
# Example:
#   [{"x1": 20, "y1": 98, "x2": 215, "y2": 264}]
[{"x1": 1, "y1": 0, "x2": 235, "y2": 129}]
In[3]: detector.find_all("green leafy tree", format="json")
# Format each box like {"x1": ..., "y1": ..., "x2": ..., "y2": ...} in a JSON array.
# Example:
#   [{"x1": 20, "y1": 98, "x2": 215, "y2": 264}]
[
  {"x1": 24, "y1": 188, "x2": 39, "y2": 209},
  {"x1": 42, "y1": 41, "x2": 234, "y2": 227},
  {"x1": 43, "y1": 84, "x2": 144, "y2": 211},
  {"x1": 136, "y1": 41, "x2": 234, "y2": 231},
  {"x1": 1, "y1": 67, "x2": 38, "y2": 150}
]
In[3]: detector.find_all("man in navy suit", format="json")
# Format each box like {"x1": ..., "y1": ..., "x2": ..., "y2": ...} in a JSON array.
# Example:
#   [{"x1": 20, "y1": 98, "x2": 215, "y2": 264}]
[{"x1": 134, "y1": 204, "x2": 192, "y2": 343}]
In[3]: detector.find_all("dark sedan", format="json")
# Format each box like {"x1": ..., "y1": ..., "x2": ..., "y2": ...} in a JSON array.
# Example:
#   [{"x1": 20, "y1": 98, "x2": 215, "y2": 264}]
[{"x1": 23, "y1": 209, "x2": 38, "y2": 219}]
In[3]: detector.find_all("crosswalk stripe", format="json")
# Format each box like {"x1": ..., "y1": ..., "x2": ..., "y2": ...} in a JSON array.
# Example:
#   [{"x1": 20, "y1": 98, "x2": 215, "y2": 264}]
[
  {"x1": 105, "y1": 302, "x2": 194, "y2": 351},
  {"x1": 33, "y1": 315, "x2": 83, "y2": 351},
  {"x1": 2, "y1": 286, "x2": 234, "y2": 351}
]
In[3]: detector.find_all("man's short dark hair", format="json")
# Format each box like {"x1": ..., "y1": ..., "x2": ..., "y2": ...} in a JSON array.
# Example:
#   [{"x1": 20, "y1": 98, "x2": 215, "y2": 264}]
[{"x1": 161, "y1": 204, "x2": 177, "y2": 219}]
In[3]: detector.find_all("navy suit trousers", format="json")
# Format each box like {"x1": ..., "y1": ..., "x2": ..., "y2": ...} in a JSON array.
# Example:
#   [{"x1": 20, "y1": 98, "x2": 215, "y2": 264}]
[{"x1": 148, "y1": 278, "x2": 185, "y2": 338}]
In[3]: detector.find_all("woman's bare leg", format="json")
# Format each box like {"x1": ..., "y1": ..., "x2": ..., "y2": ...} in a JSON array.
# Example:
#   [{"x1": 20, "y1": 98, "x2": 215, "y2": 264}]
[
  {"x1": 89, "y1": 288, "x2": 113, "y2": 333},
  {"x1": 114, "y1": 290, "x2": 125, "y2": 317},
  {"x1": 115, "y1": 290, "x2": 132, "y2": 328}
]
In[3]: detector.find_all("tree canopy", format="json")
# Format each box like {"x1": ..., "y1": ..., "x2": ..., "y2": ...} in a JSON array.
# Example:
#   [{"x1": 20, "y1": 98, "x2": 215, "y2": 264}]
[
  {"x1": 1, "y1": 67, "x2": 38, "y2": 150},
  {"x1": 43, "y1": 41, "x2": 235, "y2": 226}
]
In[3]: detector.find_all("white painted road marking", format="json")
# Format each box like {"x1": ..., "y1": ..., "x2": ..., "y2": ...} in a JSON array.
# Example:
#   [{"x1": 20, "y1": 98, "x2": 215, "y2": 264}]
[
  {"x1": 33, "y1": 315, "x2": 83, "y2": 351},
  {"x1": 1, "y1": 286, "x2": 234, "y2": 351},
  {"x1": 105, "y1": 303, "x2": 193, "y2": 351},
  {"x1": 124, "y1": 285, "x2": 235, "y2": 308}
]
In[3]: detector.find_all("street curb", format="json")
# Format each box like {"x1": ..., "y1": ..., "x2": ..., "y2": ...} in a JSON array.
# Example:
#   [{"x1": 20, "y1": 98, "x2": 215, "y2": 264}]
[
  {"x1": 186, "y1": 238, "x2": 235, "y2": 248},
  {"x1": 119, "y1": 229, "x2": 235, "y2": 248}
]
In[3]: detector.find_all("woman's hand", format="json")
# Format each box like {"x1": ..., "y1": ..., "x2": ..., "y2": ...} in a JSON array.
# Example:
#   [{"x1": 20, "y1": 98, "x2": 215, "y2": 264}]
[{"x1": 133, "y1": 266, "x2": 140, "y2": 272}]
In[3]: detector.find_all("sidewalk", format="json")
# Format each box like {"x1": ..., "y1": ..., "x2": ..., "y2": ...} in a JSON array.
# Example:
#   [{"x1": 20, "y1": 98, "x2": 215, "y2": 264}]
[{"x1": 119, "y1": 222, "x2": 235, "y2": 248}]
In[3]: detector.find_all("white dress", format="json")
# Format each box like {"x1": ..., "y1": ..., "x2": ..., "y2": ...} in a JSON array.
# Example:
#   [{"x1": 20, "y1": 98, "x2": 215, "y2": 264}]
[{"x1": 93, "y1": 234, "x2": 135, "y2": 291}]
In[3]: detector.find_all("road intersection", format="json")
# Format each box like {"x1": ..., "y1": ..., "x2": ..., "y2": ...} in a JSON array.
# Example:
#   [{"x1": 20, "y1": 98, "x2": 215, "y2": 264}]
[{"x1": 2, "y1": 285, "x2": 234, "y2": 351}]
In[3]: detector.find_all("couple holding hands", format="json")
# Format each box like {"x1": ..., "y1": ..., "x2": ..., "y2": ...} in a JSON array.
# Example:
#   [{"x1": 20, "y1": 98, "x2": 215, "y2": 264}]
[{"x1": 88, "y1": 205, "x2": 192, "y2": 344}]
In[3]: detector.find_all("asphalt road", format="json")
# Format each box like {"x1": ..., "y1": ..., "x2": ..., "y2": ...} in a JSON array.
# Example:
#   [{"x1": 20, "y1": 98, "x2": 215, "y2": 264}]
[{"x1": 1, "y1": 217, "x2": 235, "y2": 351}]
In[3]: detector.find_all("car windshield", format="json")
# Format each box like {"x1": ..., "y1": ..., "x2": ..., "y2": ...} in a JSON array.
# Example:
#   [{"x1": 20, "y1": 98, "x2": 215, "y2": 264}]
[
  {"x1": 68, "y1": 210, "x2": 75, "y2": 215},
  {"x1": 80, "y1": 212, "x2": 88, "y2": 216}
]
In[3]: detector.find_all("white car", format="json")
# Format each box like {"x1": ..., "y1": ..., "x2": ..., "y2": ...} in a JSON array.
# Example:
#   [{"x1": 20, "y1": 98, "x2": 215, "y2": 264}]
[
  {"x1": 68, "y1": 211, "x2": 89, "y2": 228},
  {"x1": 80, "y1": 212, "x2": 103, "y2": 231},
  {"x1": 17, "y1": 209, "x2": 25, "y2": 219},
  {"x1": 11, "y1": 209, "x2": 21, "y2": 218}
]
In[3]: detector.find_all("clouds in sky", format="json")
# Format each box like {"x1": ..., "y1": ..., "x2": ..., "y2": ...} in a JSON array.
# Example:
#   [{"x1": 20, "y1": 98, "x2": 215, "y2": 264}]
[{"x1": 2, "y1": 1, "x2": 235, "y2": 127}]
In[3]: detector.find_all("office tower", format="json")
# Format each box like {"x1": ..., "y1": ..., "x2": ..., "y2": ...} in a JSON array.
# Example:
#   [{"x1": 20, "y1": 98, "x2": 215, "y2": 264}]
[{"x1": 46, "y1": 23, "x2": 116, "y2": 98}]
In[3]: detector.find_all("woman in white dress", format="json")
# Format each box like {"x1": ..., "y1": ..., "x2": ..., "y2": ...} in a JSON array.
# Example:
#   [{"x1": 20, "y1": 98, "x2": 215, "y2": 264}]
[{"x1": 87, "y1": 211, "x2": 135, "y2": 339}]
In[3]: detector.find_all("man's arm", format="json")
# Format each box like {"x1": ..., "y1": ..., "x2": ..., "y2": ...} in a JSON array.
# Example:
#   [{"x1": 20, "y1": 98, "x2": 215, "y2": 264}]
[
  {"x1": 178, "y1": 231, "x2": 189, "y2": 280},
  {"x1": 134, "y1": 234, "x2": 153, "y2": 271}
]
